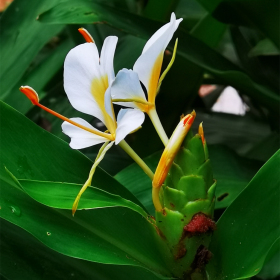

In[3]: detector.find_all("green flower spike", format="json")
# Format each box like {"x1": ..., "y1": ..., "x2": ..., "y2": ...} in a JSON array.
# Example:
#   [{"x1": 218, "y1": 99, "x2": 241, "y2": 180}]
[{"x1": 153, "y1": 118, "x2": 216, "y2": 279}]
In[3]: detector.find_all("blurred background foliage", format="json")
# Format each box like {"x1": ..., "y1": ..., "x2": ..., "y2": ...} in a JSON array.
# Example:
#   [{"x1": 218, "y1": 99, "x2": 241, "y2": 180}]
[{"x1": 0, "y1": 0, "x2": 279, "y2": 279}]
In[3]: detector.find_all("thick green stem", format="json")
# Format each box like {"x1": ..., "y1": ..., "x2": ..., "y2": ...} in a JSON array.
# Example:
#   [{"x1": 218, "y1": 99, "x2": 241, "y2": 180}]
[
  {"x1": 119, "y1": 140, "x2": 154, "y2": 180},
  {"x1": 148, "y1": 108, "x2": 169, "y2": 146}
]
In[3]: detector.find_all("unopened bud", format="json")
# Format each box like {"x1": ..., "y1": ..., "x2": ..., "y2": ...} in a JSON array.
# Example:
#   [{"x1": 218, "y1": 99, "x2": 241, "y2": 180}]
[
  {"x1": 198, "y1": 122, "x2": 205, "y2": 145},
  {"x1": 152, "y1": 111, "x2": 196, "y2": 211},
  {"x1": 153, "y1": 111, "x2": 195, "y2": 189}
]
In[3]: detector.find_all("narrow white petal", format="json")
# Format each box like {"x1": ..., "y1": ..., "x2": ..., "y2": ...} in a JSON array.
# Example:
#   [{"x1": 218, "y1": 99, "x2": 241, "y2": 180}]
[
  {"x1": 100, "y1": 36, "x2": 118, "y2": 85},
  {"x1": 64, "y1": 43, "x2": 106, "y2": 123},
  {"x1": 133, "y1": 14, "x2": 182, "y2": 102},
  {"x1": 111, "y1": 69, "x2": 147, "y2": 100},
  {"x1": 143, "y1": 13, "x2": 177, "y2": 53},
  {"x1": 115, "y1": 109, "x2": 145, "y2": 144},
  {"x1": 62, "y1": 118, "x2": 108, "y2": 149},
  {"x1": 111, "y1": 69, "x2": 147, "y2": 110}
]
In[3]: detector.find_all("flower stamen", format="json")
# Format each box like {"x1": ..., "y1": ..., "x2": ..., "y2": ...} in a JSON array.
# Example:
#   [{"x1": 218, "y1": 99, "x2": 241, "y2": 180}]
[
  {"x1": 19, "y1": 86, "x2": 113, "y2": 141},
  {"x1": 72, "y1": 141, "x2": 114, "y2": 216},
  {"x1": 112, "y1": 98, "x2": 153, "y2": 106},
  {"x1": 156, "y1": 38, "x2": 178, "y2": 94}
]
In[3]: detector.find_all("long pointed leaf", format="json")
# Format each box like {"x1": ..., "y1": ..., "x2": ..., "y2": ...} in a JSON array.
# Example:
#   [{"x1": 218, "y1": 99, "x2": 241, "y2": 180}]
[
  {"x1": 207, "y1": 150, "x2": 280, "y2": 279},
  {"x1": 0, "y1": 101, "x2": 142, "y2": 207},
  {"x1": 0, "y1": 178, "x2": 172, "y2": 276},
  {"x1": 0, "y1": 0, "x2": 64, "y2": 97},
  {"x1": 13, "y1": 178, "x2": 147, "y2": 218},
  {"x1": 0, "y1": 219, "x2": 164, "y2": 280}
]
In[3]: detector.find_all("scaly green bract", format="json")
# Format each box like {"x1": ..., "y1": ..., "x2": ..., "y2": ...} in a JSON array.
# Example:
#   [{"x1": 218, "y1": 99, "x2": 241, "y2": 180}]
[{"x1": 156, "y1": 129, "x2": 216, "y2": 279}]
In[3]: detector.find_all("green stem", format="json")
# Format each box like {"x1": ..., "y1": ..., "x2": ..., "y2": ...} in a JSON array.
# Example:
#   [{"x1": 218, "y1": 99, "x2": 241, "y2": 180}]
[
  {"x1": 119, "y1": 140, "x2": 154, "y2": 180},
  {"x1": 148, "y1": 108, "x2": 169, "y2": 146}
]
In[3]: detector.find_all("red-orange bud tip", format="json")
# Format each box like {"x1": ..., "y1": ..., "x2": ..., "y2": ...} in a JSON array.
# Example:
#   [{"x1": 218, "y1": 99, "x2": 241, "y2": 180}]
[
  {"x1": 78, "y1": 28, "x2": 94, "y2": 43},
  {"x1": 183, "y1": 112, "x2": 195, "y2": 127},
  {"x1": 199, "y1": 122, "x2": 205, "y2": 144},
  {"x1": 19, "y1": 86, "x2": 39, "y2": 105}
]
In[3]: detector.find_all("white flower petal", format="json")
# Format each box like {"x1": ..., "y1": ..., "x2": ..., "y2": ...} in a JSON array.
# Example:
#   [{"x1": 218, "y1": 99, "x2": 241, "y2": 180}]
[
  {"x1": 133, "y1": 13, "x2": 182, "y2": 103},
  {"x1": 111, "y1": 69, "x2": 147, "y2": 110},
  {"x1": 115, "y1": 109, "x2": 145, "y2": 144},
  {"x1": 100, "y1": 36, "x2": 118, "y2": 85},
  {"x1": 143, "y1": 13, "x2": 181, "y2": 53},
  {"x1": 104, "y1": 86, "x2": 115, "y2": 123},
  {"x1": 64, "y1": 43, "x2": 107, "y2": 124},
  {"x1": 62, "y1": 118, "x2": 108, "y2": 149}
]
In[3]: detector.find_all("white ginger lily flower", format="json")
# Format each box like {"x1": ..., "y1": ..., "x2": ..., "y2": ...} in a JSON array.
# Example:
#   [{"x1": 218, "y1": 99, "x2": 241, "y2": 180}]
[
  {"x1": 62, "y1": 29, "x2": 144, "y2": 148},
  {"x1": 20, "y1": 28, "x2": 152, "y2": 215},
  {"x1": 110, "y1": 13, "x2": 182, "y2": 146}
]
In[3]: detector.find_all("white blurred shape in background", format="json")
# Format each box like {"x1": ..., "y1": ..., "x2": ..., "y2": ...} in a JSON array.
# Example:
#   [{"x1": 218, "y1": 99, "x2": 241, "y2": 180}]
[{"x1": 211, "y1": 86, "x2": 247, "y2": 116}]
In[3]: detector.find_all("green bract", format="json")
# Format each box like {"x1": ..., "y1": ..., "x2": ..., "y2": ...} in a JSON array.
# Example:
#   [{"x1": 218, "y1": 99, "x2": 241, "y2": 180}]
[{"x1": 156, "y1": 129, "x2": 216, "y2": 278}]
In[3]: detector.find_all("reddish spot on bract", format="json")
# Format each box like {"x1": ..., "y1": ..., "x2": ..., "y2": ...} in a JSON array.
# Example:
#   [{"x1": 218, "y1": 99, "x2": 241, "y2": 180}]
[{"x1": 184, "y1": 213, "x2": 216, "y2": 234}]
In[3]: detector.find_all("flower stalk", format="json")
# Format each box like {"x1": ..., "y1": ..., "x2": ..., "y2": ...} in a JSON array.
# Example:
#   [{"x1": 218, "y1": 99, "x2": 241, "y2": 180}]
[
  {"x1": 148, "y1": 108, "x2": 169, "y2": 146},
  {"x1": 119, "y1": 140, "x2": 154, "y2": 180}
]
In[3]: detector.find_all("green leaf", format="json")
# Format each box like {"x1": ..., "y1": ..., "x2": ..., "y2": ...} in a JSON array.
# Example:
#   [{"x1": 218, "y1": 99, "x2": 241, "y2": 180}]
[
  {"x1": 143, "y1": 0, "x2": 180, "y2": 21},
  {"x1": 212, "y1": 0, "x2": 280, "y2": 49},
  {"x1": 0, "y1": 0, "x2": 64, "y2": 98},
  {"x1": 257, "y1": 237, "x2": 280, "y2": 279},
  {"x1": 207, "y1": 150, "x2": 280, "y2": 279},
  {"x1": 38, "y1": 0, "x2": 279, "y2": 113},
  {"x1": 14, "y1": 178, "x2": 147, "y2": 217},
  {"x1": 175, "y1": 0, "x2": 207, "y2": 30},
  {"x1": 207, "y1": 145, "x2": 262, "y2": 209},
  {"x1": 1, "y1": 219, "x2": 163, "y2": 280},
  {"x1": 229, "y1": 26, "x2": 279, "y2": 91},
  {"x1": 0, "y1": 101, "x2": 172, "y2": 275},
  {"x1": 194, "y1": 111, "x2": 274, "y2": 159},
  {"x1": 244, "y1": 132, "x2": 280, "y2": 162},
  {"x1": 38, "y1": 0, "x2": 162, "y2": 36},
  {"x1": 115, "y1": 152, "x2": 158, "y2": 215},
  {"x1": 249, "y1": 39, "x2": 280, "y2": 57},
  {"x1": 0, "y1": 101, "x2": 141, "y2": 207},
  {"x1": 190, "y1": 13, "x2": 227, "y2": 48},
  {"x1": 196, "y1": 0, "x2": 280, "y2": 49},
  {"x1": 115, "y1": 145, "x2": 261, "y2": 214},
  {"x1": 177, "y1": 33, "x2": 279, "y2": 114},
  {"x1": 3, "y1": 38, "x2": 75, "y2": 114},
  {"x1": 0, "y1": 179, "x2": 171, "y2": 276}
]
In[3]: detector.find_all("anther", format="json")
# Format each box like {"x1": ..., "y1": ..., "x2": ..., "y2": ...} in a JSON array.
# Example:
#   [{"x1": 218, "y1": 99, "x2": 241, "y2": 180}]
[
  {"x1": 78, "y1": 28, "x2": 94, "y2": 43},
  {"x1": 19, "y1": 86, "x2": 39, "y2": 105}
]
